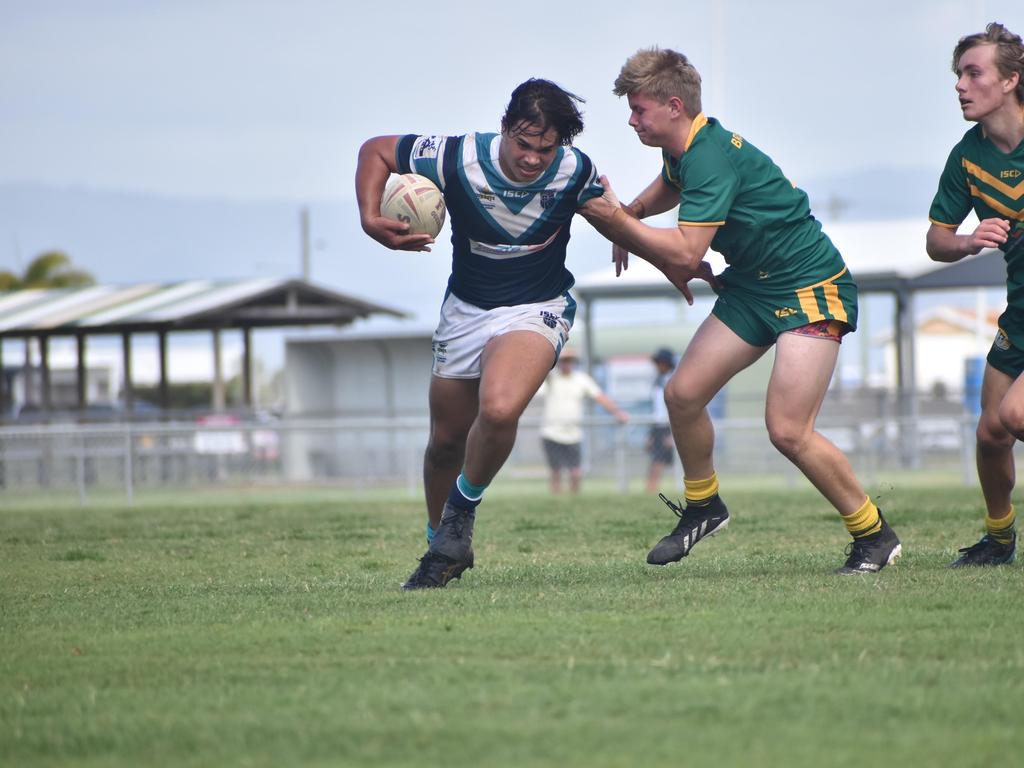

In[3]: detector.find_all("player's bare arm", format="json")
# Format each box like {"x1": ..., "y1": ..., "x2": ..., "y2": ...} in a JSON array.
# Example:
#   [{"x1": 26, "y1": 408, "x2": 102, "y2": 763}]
[
  {"x1": 607, "y1": 176, "x2": 682, "y2": 275},
  {"x1": 581, "y1": 175, "x2": 715, "y2": 270},
  {"x1": 580, "y1": 175, "x2": 718, "y2": 302},
  {"x1": 625, "y1": 175, "x2": 681, "y2": 219},
  {"x1": 926, "y1": 219, "x2": 1010, "y2": 262},
  {"x1": 356, "y1": 135, "x2": 436, "y2": 252}
]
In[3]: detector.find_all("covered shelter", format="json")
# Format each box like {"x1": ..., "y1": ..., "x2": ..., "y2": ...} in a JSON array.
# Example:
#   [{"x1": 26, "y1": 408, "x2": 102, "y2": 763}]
[
  {"x1": 572, "y1": 218, "x2": 1007, "y2": 465},
  {"x1": 0, "y1": 277, "x2": 405, "y2": 418},
  {"x1": 574, "y1": 217, "x2": 1006, "y2": 393}
]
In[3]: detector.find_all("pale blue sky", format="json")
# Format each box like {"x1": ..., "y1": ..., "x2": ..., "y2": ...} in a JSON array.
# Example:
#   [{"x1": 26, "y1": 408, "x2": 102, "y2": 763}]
[
  {"x1": 1, "y1": 0, "x2": 1020, "y2": 202},
  {"x1": 1, "y1": 0, "x2": 1021, "y2": 389}
]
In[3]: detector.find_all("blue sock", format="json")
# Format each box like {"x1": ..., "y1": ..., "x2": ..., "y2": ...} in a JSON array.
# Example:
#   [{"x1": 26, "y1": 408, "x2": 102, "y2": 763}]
[
  {"x1": 426, "y1": 521, "x2": 436, "y2": 544},
  {"x1": 449, "y1": 473, "x2": 487, "y2": 511}
]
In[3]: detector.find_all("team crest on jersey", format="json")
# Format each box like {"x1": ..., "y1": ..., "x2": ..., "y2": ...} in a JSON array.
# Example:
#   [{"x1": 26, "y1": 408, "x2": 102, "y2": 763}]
[
  {"x1": 540, "y1": 190, "x2": 556, "y2": 210},
  {"x1": 774, "y1": 307, "x2": 798, "y2": 318},
  {"x1": 994, "y1": 328, "x2": 1011, "y2": 351},
  {"x1": 476, "y1": 186, "x2": 496, "y2": 208},
  {"x1": 416, "y1": 136, "x2": 439, "y2": 157}
]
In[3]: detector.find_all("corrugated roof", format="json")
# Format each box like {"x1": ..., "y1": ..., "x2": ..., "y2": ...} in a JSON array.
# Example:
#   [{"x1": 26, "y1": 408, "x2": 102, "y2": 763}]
[
  {"x1": 0, "y1": 278, "x2": 406, "y2": 337},
  {"x1": 574, "y1": 217, "x2": 1004, "y2": 299}
]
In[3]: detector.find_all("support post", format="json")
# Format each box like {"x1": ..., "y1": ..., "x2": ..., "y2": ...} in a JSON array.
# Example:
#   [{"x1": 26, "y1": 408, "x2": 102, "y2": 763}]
[
  {"x1": 122, "y1": 332, "x2": 134, "y2": 415},
  {"x1": 212, "y1": 328, "x2": 225, "y2": 412},
  {"x1": 158, "y1": 331, "x2": 169, "y2": 413},
  {"x1": 39, "y1": 335, "x2": 51, "y2": 414},
  {"x1": 894, "y1": 286, "x2": 918, "y2": 469},
  {"x1": 242, "y1": 327, "x2": 253, "y2": 409},
  {"x1": 76, "y1": 333, "x2": 87, "y2": 415}
]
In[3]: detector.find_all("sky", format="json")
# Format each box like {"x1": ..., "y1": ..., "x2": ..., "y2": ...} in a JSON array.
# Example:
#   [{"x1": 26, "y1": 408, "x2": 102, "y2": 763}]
[
  {"x1": 2, "y1": 0, "x2": 1021, "y2": 203},
  {"x1": 1, "y1": 0, "x2": 1022, "y2": 392}
]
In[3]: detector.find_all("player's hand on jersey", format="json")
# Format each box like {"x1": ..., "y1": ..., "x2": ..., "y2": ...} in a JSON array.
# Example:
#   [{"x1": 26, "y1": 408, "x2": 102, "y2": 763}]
[
  {"x1": 579, "y1": 175, "x2": 626, "y2": 228},
  {"x1": 362, "y1": 215, "x2": 435, "y2": 252},
  {"x1": 578, "y1": 176, "x2": 635, "y2": 275},
  {"x1": 588, "y1": 174, "x2": 623, "y2": 212},
  {"x1": 966, "y1": 218, "x2": 1011, "y2": 253}
]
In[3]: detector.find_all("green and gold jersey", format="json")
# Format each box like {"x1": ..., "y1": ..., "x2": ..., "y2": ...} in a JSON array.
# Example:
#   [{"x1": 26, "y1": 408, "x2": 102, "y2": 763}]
[
  {"x1": 660, "y1": 114, "x2": 845, "y2": 289},
  {"x1": 929, "y1": 124, "x2": 1024, "y2": 322}
]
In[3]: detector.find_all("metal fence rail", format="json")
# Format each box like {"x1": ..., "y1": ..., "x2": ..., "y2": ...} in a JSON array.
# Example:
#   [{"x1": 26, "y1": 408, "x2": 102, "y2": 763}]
[{"x1": 0, "y1": 411, "x2": 983, "y2": 504}]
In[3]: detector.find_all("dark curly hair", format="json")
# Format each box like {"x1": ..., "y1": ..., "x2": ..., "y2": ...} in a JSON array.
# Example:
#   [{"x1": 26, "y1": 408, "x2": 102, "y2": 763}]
[{"x1": 500, "y1": 79, "x2": 585, "y2": 146}]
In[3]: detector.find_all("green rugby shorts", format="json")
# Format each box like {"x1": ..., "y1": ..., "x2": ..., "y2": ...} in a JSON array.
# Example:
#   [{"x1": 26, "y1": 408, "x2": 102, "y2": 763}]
[{"x1": 711, "y1": 267, "x2": 858, "y2": 347}]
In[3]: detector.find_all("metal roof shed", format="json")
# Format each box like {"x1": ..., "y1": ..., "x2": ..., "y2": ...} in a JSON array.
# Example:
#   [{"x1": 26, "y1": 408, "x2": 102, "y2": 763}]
[
  {"x1": 0, "y1": 278, "x2": 405, "y2": 416},
  {"x1": 573, "y1": 218, "x2": 1006, "y2": 392},
  {"x1": 571, "y1": 218, "x2": 1007, "y2": 467}
]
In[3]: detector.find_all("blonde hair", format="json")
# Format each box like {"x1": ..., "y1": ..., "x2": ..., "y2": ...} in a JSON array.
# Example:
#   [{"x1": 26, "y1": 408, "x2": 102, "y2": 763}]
[
  {"x1": 953, "y1": 22, "x2": 1024, "y2": 104},
  {"x1": 613, "y1": 47, "x2": 702, "y2": 115}
]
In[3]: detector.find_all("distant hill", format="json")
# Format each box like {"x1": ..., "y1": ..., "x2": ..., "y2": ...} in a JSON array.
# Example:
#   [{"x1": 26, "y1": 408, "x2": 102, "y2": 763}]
[
  {"x1": 0, "y1": 166, "x2": 940, "y2": 322},
  {"x1": 801, "y1": 165, "x2": 939, "y2": 223}
]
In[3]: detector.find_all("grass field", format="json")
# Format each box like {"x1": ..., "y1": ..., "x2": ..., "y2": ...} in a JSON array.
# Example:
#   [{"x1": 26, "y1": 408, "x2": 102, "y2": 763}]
[{"x1": 3, "y1": 482, "x2": 1023, "y2": 767}]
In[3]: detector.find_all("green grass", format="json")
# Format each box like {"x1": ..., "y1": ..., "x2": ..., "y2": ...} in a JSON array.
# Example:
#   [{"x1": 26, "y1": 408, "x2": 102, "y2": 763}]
[{"x1": 2, "y1": 485, "x2": 1022, "y2": 767}]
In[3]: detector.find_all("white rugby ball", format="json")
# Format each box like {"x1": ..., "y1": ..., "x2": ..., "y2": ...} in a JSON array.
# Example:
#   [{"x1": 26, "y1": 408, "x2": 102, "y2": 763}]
[{"x1": 380, "y1": 173, "x2": 446, "y2": 238}]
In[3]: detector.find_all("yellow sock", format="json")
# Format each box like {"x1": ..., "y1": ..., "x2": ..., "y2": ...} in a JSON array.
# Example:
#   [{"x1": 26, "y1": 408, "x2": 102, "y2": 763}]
[
  {"x1": 684, "y1": 474, "x2": 719, "y2": 506},
  {"x1": 843, "y1": 497, "x2": 881, "y2": 539},
  {"x1": 986, "y1": 506, "x2": 1016, "y2": 545}
]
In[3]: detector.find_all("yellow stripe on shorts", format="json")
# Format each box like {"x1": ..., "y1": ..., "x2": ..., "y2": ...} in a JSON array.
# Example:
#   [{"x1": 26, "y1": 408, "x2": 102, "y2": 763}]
[
  {"x1": 795, "y1": 268, "x2": 849, "y2": 323},
  {"x1": 822, "y1": 282, "x2": 848, "y2": 322},
  {"x1": 796, "y1": 286, "x2": 825, "y2": 322}
]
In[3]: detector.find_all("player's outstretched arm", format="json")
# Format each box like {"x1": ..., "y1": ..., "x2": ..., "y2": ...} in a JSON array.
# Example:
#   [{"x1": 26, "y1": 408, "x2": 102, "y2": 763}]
[
  {"x1": 581, "y1": 176, "x2": 713, "y2": 270},
  {"x1": 608, "y1": 177, "x2": 683, "y2": 275},
  {"x1": 580, "y1": 175, "x2": 718, "y2": 303},
  {"x1": 356, "y1": 135, "x2": 436, "y2": 252},
  {"x1": 926, "y1": 219, "x2": 1009, "y2": 262},
  {"x1": 627, "y1": 176, "x2": 682, "y2": 219}
]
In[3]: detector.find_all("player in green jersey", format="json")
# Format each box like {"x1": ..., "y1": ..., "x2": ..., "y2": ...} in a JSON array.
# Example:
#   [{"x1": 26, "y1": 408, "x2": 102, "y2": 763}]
[
  {"x1": 927, "y1": 22, "x2": 1024, "y2": 567},
  {"x1": 581, "y1": 47, "x2": 901, "y2": 574}
]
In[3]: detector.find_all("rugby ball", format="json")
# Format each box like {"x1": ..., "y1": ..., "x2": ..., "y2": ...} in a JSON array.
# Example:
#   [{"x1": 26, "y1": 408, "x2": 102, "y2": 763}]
[{"x1": 380, "y1": 174, "x2": 446, "y2": 237}]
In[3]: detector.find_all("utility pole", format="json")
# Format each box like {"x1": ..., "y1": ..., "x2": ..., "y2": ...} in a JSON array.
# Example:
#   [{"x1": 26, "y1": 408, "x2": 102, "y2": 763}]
[
  {"x1": 300, "y1": 206, "x2": 310, "y2": 281},
  {"x1": 711, "y1": 0, "x2": 726, "y2": 116}
]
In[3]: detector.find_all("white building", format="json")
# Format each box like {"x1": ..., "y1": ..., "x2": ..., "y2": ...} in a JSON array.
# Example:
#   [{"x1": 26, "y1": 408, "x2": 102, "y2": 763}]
[{"x1": 877, "y1": 304, "x2": 1000, "y2": 394}]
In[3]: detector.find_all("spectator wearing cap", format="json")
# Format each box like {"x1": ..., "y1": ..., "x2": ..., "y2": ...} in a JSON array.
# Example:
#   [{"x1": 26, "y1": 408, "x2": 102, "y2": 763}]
[
  {"x1": 646, "y1": 348, "x2": 677, "y2": 492},
  {"x1": 537, "y1": 346, "x2": 629, "y2": 494}
]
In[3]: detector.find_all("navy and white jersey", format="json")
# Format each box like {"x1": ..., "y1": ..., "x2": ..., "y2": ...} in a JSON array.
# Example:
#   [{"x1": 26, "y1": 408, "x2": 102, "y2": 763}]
[{"x1": 396, "y1": 133, "x2": 603, "y2": 309}]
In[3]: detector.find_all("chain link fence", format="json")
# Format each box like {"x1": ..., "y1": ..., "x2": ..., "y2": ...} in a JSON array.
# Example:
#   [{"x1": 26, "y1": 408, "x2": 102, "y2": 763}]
[{"x1": 0, "y1": 406, "x2": 981, "y2": 504}]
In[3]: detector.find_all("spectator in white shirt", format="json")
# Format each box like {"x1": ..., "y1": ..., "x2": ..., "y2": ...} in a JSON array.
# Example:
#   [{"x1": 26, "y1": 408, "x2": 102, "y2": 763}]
[{"x1": 538, "y1": 347, "x2": 629, "y2": 494}]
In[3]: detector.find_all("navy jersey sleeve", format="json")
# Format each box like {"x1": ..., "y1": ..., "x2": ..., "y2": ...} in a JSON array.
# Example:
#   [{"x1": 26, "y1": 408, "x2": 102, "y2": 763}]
[
  {"x1": 572, "y1": 149, "x2": 604, "y2": 207},
  {"x1": 393, "y1": 134, "x2": 454, "y2": 190}
]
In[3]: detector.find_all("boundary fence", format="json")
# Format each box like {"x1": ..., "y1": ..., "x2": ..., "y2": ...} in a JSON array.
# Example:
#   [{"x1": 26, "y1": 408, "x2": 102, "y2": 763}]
[{"x1": 0, "y1": 410, "x2": 981, "y2": 504}]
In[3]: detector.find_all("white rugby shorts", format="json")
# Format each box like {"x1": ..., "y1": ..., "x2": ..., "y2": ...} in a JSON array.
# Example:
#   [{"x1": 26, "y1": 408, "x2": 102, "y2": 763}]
[{"x1": 431, "y1": 292, "x2": 574, "y2": 379}]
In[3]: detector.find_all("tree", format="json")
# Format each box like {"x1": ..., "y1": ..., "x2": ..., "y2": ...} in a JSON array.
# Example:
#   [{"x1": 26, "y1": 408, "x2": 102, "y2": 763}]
[{"x1": 0, "y1": 250, "x2": 95, "y2": 290}]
